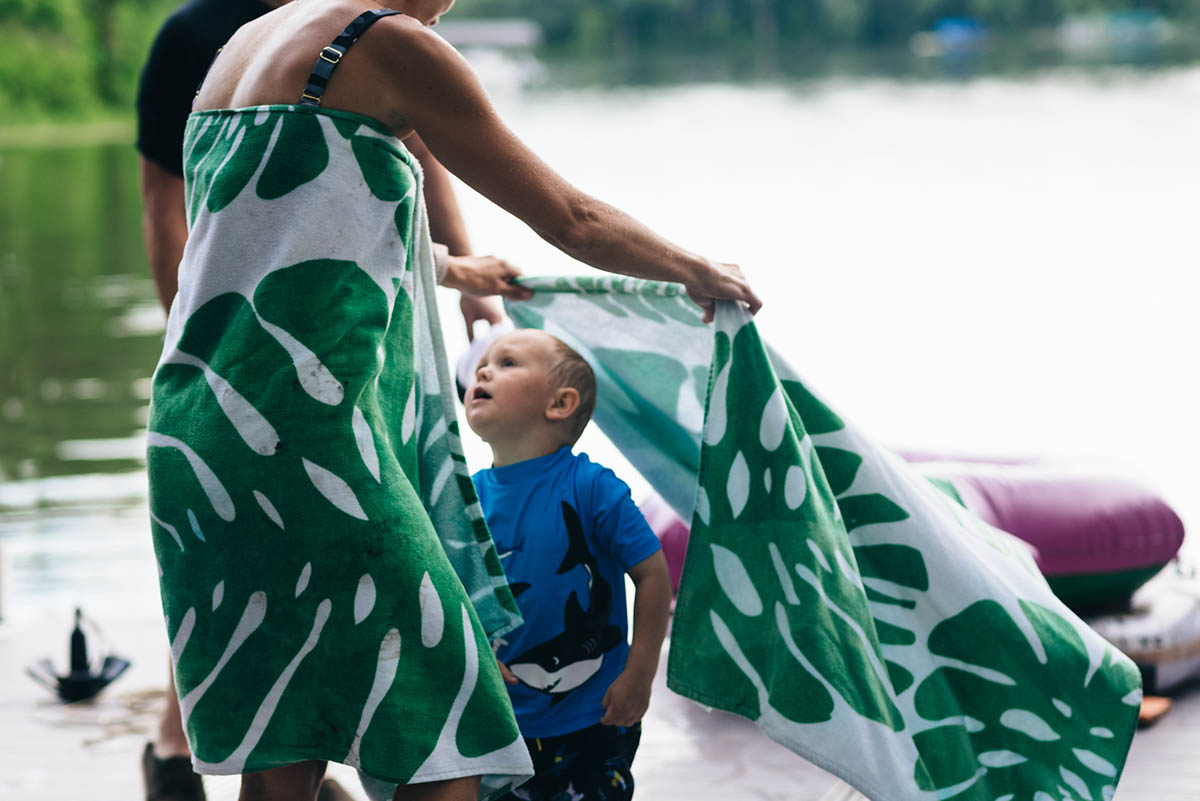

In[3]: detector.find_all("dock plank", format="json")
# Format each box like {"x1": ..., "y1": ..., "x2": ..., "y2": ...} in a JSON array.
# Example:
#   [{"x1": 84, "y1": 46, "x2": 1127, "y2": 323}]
[{"x1": 2, "y1": 612, "x2": 1196, "y2": 800}]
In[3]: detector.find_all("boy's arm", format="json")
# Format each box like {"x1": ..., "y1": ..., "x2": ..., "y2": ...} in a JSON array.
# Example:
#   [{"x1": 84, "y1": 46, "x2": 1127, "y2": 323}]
[{"x1": 600, "y1": 549, "x2": 671, "y2": 727}]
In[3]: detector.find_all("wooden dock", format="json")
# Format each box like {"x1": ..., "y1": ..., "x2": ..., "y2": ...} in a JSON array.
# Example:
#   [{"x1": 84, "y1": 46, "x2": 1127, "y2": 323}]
[{"x1": 2, "y1": 611, "x2": 1197, "y2": 801}]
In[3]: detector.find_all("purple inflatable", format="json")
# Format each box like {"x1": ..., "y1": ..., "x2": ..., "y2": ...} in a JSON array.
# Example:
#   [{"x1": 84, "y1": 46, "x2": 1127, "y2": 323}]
[
  {"x1": 642, "y1": 459, "x2": 1185, "y2": 611},
  {"x1": 639, "y1": 494, "x2": 689, "y2": 594}
]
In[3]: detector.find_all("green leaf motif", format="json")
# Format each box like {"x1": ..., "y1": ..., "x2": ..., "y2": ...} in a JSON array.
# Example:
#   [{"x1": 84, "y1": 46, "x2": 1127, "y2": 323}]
[
  {"x1": 913, "y1": 600, "x2": 1140, "y2": 799},
  {"x1": 183, "y1": 109, "x2": 338, "y2": 213},
  {"x1": 855, "y1": 545, "x2": 930, "y2": 593},
  {"x1": 184, "y1": 115, "x2": 233, "y2": 221},
  {"x1": 457, "y1": 613, "x2": 527, "y2": 758},
  {"x1": 257, "y1": 112, "x2": 329, "y2": 200},
  {"x1": 331, "y1": 115, "x2": 362, "y2": 140},
  {"x1": 673, "y1": 321, "x2": 905, "y2": 732},
  {"x1": 838, "y1": 493, "x2": 910, "y2": 533},
  {"x1": 207, "y1": 112, "x2": 280, "y2": 212},
  {"x1": 254, "y1": 259, "x2": 391, "y2": 385},
  {"x1": 886, "y1": 660, "x2": 915, "y2": 695},
  {"x1": 926, "y1": 475, "x2": 966, "y2": 507},
  {"x1": 865, "y1": 585, "x2": 918, "y2": 610},
  {"x1": 875, "y1": 620, "x2": 917, "y2": 646},
  {"x1": 780, "y1": 378, "x2": 845, "y2": 435},
  {"x1": 352, "y1": 135, "x2": 413, "y2": 202},
  {"x1": 815, "y1": 446, "x2": 862, "y2": 496}
]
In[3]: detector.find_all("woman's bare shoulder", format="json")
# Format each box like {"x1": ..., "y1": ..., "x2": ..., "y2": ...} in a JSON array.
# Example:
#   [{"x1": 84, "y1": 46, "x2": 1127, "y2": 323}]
[
  {"x1": 368, "y1": 12, "x2": 465, "y2": 72},
  {"x1": 365, "y1": 15, "x2": 490, "y2": 116}
]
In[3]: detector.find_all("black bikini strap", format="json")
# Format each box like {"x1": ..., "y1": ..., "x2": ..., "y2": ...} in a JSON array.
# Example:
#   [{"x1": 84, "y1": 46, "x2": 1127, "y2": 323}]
[{"x1": 299, "y1": 9, "x2": 404, "y2": 107}]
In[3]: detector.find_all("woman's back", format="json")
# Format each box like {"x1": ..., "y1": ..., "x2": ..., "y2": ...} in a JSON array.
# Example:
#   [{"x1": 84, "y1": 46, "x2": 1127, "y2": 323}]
[{"x1": 193, "y1": 0, "x2": 441, "y2": 137}]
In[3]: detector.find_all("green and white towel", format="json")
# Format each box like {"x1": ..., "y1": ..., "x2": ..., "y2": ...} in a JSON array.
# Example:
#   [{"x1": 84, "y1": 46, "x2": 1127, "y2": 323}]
[
  {"x1": 147, "y1": 106, "x2": 530, "y2": 796},
  {"x1": 507, "y1": 276, "x2": 1142, "y2": 801}
]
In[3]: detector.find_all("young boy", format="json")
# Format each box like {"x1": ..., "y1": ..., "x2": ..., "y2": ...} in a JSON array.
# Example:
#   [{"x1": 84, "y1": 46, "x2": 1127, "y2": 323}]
[{"x1": 466, "y1": 329, "x2": 672, "y2": 801}]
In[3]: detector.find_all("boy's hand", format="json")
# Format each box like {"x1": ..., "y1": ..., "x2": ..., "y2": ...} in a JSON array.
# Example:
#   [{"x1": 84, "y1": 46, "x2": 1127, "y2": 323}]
[
  {"x1": 459, "y1": 294, "x2": 502, "y2": 341},
  {"x1": 495, "y1": 658, "x2": 520, "y2": 685},
  {"x1": 601, "y1": 549, "x2": 669, "y2": 727},
  {"x1": 600, "y1": 668, "x2": 653, "y2": 727}
]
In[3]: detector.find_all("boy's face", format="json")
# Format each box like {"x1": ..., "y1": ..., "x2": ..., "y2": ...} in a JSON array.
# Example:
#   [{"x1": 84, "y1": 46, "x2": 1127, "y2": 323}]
[{"x1": 465, "y1": 331, "x2": 559, "y2": 442}]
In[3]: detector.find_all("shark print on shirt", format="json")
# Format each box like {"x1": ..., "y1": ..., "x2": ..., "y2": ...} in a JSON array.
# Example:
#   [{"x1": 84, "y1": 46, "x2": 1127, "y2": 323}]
[{"x1": 507, "y1": 503, "x2": 623, "y2": 703}]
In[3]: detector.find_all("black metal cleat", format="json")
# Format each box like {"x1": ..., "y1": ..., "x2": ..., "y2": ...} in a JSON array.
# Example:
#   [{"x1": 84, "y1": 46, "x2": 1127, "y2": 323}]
[{"x1": 25, "y1": 608, "x2": 131, "y2": 703}]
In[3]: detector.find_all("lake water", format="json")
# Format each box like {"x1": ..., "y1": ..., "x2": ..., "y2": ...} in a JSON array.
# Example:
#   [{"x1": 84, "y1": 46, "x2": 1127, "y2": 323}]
[{"x1": 1, "y1": 57, "x2": 1197, "y2": 623}]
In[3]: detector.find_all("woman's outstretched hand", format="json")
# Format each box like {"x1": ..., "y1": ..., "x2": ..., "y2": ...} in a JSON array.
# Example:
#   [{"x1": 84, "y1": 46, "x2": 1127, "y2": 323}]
[
  {"x1": 442, "y1": 254, "x2": 534, "y2": 302},
  {"x1": 685, "y1": 261, "x2": 763, "y2": 324}
]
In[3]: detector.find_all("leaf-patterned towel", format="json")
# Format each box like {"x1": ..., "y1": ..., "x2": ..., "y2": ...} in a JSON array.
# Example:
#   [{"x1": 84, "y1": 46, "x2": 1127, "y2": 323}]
[
  {"x1": 148, "y1": 106, "x2": 530, "y2": 797},
  {"x1": 506, "y1": 276, "x2": 1141, "y2": 801}
]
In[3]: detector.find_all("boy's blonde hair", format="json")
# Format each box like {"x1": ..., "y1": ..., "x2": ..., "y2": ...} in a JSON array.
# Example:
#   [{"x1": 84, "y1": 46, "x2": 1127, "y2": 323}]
[{"x1": 545, "y1": 336, "x2": 596, "y2": 444}]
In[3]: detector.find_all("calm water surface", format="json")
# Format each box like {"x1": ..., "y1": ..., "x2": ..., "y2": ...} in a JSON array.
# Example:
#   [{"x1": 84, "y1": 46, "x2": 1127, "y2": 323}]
[{"x1": 1, "y1": 61, "x2": 1197, "y2": 621}]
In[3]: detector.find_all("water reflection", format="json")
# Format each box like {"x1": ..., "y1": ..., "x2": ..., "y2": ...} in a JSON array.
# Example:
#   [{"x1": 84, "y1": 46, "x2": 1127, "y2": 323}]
[
  {"x1": 523, "y1": 28, "x2": 1200, "y2": 89},
  {"x1": 0, "y1": 498, "x2": 159, "y2": 614},
  {"x1": 0, "y1": 144, "x2": 164, "y2": 485}
]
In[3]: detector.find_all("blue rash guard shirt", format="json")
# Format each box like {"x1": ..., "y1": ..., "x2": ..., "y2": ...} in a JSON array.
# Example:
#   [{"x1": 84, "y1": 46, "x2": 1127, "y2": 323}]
[{"x1": 473, "y1": 446, "x2": 661, "y2": 738}]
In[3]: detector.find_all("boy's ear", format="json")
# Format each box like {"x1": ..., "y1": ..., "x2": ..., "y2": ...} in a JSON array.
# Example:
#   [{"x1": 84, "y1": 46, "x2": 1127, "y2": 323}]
[{"x1": 545, "y1": 387, "x2": 581, "y2": 422}]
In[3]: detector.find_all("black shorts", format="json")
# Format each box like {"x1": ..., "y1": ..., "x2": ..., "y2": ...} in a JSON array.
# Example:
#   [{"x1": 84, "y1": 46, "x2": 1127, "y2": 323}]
[{"x1": 501, "y1": 721, "x2": 643, "y2": 801}]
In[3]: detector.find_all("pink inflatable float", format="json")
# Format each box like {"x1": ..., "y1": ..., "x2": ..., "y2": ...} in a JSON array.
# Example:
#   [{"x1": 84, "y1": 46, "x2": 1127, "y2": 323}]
[
  {"x1": 638, "y1": 495, "x2": 690, "y2": 594},
  {"x1": 642, "y1": 459, "x2": 1185, "y2": 613}
]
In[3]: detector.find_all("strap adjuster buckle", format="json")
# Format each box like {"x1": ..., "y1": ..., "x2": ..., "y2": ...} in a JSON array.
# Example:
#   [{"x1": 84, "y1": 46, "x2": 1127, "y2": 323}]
[
  {"x1": 300, "y1": 91, "x2": 321, "y2": 104},
  {"x1": 320, "y1": 46, "x2": 343, "y2": 64}
]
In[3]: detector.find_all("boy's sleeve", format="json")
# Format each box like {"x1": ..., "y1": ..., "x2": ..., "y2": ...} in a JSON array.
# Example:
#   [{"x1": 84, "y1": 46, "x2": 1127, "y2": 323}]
[{"x1": 589, "y1": 467, "x2": 662, "y2": 571}]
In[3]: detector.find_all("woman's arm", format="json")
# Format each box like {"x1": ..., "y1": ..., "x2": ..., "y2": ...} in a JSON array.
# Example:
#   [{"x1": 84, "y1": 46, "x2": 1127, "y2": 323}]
[{"x1": 379, "y1": 23, "x2": 761, "y2": 320}]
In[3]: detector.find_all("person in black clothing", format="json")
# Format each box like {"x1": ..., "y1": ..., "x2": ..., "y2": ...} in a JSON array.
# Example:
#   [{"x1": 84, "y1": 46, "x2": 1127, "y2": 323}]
[
  {"x1": 135, "y1": 2, "x2": 507, "y2": 800},
  {"x1": 137, "y1": 0, "x2": 281, "y2": 313},
  {"x1": 138, "y1": 0, "x2": 276, "y2": 177}
]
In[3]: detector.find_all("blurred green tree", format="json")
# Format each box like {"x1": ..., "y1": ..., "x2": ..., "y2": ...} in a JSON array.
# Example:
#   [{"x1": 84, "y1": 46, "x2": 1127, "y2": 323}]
[{"x1": 2, "y1": 0, "x2": 1199, "y2": 120}]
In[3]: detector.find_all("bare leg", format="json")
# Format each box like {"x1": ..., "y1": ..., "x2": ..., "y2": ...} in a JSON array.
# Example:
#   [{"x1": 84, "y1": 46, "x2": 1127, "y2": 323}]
[
  {"x1": 156, "y1": 658, "x2": 342, "y2": 801},
  {"x1": 392, "y1": 776, "x2": 481, "y2": 801},
  {"x1": 239, "y1": 761, "x2": 327, "y2": 801},
  {"x1": 155, "y1": 658, "x2": 192, "y2": 758},
  {"x1": 142, "y1": 657, "x2": 206, "y2": 801}
]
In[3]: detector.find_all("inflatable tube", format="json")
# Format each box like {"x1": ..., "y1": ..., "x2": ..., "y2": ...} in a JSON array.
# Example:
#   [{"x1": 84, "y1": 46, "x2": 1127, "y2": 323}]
[
  {"x1": 913, "y1": 461, "x2": 1184, "y2": 611},
  {"x1": 1088, "y1": 567, "x2": 1200, "y2": 693},
  {"x1": 639, "y1": 492, "x2": 688, "y2": 594}
]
